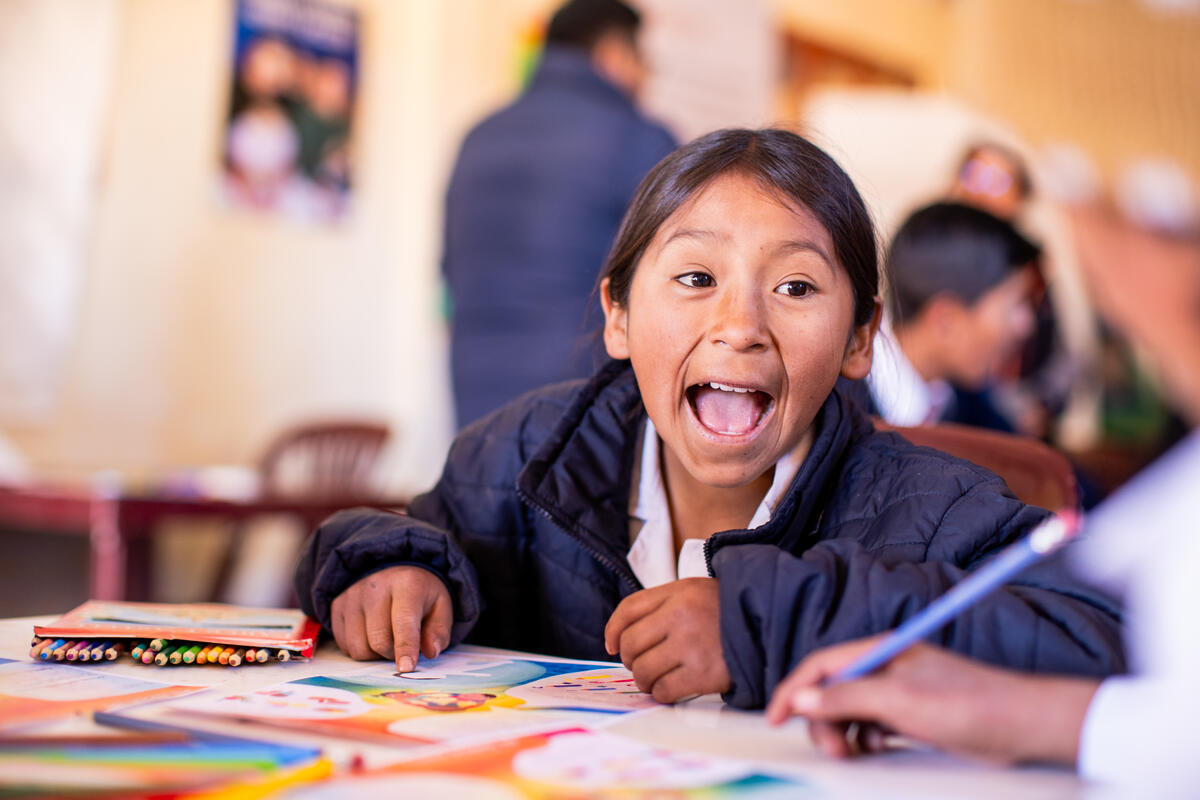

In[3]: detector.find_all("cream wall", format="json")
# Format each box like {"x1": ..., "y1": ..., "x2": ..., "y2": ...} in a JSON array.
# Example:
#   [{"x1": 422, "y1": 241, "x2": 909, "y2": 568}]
[{"x1": 3, "y1": 0, "x2": 780, "y2": 493}]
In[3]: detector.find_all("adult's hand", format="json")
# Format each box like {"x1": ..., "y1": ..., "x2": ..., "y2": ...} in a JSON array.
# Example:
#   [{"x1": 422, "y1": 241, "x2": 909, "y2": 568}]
[
  {"x1": 765, "y1": 637, "x2": 1100, "y2": 766},
  {"x1": 604, "y1": 577, "x2": 730, "y2": 703},
  {"x1": 330, "y1": 565, "x2": 452, "y2": 673}
]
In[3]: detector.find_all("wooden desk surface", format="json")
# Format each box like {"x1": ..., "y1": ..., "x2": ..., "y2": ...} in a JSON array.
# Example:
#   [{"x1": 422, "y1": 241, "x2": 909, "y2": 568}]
[{"x1": 1, "y1": 616, "x2": 1087, "y2": 798}]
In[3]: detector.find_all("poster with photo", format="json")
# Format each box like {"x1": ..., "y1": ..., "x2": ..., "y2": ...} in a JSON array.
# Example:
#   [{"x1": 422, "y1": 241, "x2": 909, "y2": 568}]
[{"x1": 220, "y1": 0, "x2": 358, "y2": 223}]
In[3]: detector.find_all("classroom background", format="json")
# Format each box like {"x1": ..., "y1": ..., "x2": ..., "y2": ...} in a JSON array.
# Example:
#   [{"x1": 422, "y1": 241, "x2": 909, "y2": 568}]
[{"x1": 1, "y1": 0, "x2": 1197, "y2": 616}]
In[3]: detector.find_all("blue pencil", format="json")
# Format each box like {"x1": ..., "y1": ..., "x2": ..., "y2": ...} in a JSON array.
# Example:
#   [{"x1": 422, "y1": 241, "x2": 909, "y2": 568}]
[
  {"x1": 825, "y1": 511, "x2": 1081, "y2": 685},
  {"x1": 39, "y1": 639, "x2": 66, "y2": 660}
]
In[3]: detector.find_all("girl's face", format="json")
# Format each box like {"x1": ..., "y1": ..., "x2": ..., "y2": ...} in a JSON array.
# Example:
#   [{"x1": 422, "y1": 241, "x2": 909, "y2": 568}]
[{"x1": 602, "y1": 172, "x2": 877, "y2": 490}]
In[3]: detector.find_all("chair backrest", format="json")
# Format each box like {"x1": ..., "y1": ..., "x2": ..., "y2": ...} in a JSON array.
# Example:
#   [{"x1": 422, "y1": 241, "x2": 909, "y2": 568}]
[
  {"x1": 875, "y1": 420, "x2": 1079, "y2": 512},
  {"x1": 259, "y1": 420, "x2": 390, "y2": 502}
]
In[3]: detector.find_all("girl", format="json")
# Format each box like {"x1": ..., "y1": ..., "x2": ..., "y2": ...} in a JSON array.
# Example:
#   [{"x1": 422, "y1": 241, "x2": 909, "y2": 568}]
[{"x1": 295, "y1": 129, "x2": 1123, "y2": 708}]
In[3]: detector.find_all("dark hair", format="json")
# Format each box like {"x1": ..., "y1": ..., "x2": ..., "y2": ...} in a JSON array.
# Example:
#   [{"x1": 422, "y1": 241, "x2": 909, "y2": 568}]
[
  {"x1": 888, "y1": 201, "x2": 1041, "y2": 323},
  {"x1": 599, "y1": 128, "x2": 879, "y2": 328},
  {"x1": 956, "y1": 142, "x2": 1033, "y2": 201},
  {"x1": 546, "y1": 0, "x2": 640, "y2": 52}
]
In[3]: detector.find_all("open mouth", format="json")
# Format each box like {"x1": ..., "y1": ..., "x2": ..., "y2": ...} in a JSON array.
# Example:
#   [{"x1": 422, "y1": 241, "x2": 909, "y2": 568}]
[{"x1": 686, "y1": 381, "x2": 775, "y2": 437}]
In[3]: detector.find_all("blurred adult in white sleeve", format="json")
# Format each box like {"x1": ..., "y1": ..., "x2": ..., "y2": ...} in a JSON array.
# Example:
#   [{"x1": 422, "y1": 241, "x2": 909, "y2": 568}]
[{"x1": 766, "y1": 197, "x2": 1200, "y2": 798}]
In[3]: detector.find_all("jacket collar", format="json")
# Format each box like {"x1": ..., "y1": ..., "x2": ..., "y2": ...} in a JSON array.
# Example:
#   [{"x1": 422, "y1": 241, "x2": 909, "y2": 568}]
[{"x1": 516, "y1": 360, "x2": 870, "y2": 585}]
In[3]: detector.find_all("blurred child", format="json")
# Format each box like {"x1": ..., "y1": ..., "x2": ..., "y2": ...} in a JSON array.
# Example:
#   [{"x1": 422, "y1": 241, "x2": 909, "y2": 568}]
[
  {"x1": 295, "y1": 129, "x2": 1122, "y2": 709},
  {"x1": 767, "y1": 201, "x2": 1200, "y2": 795},
  {"x1": 867, "y1": 202, "x2": 1039, "y2": 430}
]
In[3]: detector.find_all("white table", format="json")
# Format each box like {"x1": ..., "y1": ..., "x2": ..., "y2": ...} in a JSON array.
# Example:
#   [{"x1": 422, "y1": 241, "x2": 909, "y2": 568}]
[{"x1": 2, "y1": 616, "x2": 1092, "y2": 798}]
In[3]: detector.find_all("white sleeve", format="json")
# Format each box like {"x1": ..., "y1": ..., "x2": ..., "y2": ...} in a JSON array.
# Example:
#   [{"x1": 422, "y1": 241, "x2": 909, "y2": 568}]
[{"x1": 1079, "y1": 676, "x2": 1198, "y2": 796}]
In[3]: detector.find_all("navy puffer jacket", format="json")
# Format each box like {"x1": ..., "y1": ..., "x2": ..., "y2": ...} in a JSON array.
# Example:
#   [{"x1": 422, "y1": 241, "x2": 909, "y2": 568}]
[{"x1": 295, "y1": 360, "x2": 1124, "y2": 708}]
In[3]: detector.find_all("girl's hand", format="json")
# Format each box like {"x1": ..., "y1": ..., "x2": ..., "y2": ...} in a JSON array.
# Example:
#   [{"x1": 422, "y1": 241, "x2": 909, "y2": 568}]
[
  {"x1": 765, "y1": 637, "x2": 1099, "y2": 766},
  {"x1": 330, "y1": 565, "x2": 453, "y2": 673},
  {"x1": 604, "y1": 577, "x2": 731, "y2": 703}
]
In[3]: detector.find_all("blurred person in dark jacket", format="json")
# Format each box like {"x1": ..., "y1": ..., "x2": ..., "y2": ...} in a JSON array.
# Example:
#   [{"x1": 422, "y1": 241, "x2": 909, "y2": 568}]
[{"x1": 443, "y1": 0, "x2": 676, "y2": 429}]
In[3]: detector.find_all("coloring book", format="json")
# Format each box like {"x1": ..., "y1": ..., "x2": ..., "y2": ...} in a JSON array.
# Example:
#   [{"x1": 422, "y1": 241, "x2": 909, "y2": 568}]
[
  {"x1": 280, "y1": 727, "x2": 810, "y2": 798},
  {"x1": 171, "y1": 649, "x2": 659, "y2": 746},
  {"x1": 0, "y1": 658, "x2": 199, "y2": 730}
]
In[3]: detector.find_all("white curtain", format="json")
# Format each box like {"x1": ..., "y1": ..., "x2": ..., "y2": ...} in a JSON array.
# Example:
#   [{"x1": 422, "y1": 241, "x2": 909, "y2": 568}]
[{"x1": 0, "y1": 0, "x2": 118, "y2": 421}]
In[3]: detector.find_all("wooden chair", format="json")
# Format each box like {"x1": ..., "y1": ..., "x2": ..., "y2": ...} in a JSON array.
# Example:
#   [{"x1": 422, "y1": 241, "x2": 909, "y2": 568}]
[
  {"x1": 210, "y1": 420, "x2": 392, "y2": 603},
  {"x1": 258, "y1": 420, "x2": 391, "y2": 502},
  {"x1": 875, "y1": 420, "x2": 1079, "y2": 512}
]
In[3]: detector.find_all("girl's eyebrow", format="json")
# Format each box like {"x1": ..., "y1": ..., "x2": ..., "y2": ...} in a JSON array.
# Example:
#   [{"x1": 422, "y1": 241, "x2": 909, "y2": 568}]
[
  {"x1": 661, "y1": 228, "x2": 724, "y2": 247},
  {"x1": 660, "y1": 229, "x2": 835, "y2": 269},
  {"x1": 776, "y1": 240, "x2": 834, "y2": 267}
]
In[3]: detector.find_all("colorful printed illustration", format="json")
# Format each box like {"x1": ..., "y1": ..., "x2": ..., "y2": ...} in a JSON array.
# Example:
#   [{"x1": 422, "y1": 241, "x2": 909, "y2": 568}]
[
  {"x1": 280, "y1": 728, "x2": 808, "y2": 798},
  {"x1": 0, "y1": 735, "x2": 327, "y2": 796},
  {"x1": 0, "y1": 658, "x2": 199, "y2": 729},
  {"x1": 173, "y1": 652, "x2": 659, "y2": 745}
]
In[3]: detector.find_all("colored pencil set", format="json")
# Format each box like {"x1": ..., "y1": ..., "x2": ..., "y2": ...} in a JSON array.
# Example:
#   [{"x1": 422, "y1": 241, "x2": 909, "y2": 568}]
[
  {"x1": 29, "y1": 635, "x2": 298, "y2": 667},
  {"x1": 28, "y1": 637, "x2": 125, "y2": 662}
]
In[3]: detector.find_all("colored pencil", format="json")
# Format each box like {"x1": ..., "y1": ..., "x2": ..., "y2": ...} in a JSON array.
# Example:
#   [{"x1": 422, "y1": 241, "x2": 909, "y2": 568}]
[
  {"x1": 40, "y1": 639, "x2": 66, "y2": 660},
  {"x1": 130, "y1": 642, "x2": 147, "y2": 660},
  {"x1": 104, "y1": 642, "x2": 123, "y2": 661},
  {"x1": 148, "y1": 638, "x2": 169, "y2": 652},
  {"x1": 182, "y1": 644, "x2": 201, "y2": 664},
  {"x1": 87, "y1": 641, "x2": 108, "y2": 661},
  {"x1": 29, "y1": 639, "x2": 55, "y2": 659},
  {"x1": 141, "y1": 646, "x2": 156, "y2": 664},
  {"x1": 196, "y1": 645, "x2": 215, "y2": 665},
  {"x1": 216, "y1": 647, "x2": 232, "y2": 666},
  {"x1": 52, "y1": 640, "x2": 78, "y2": 661},
  {"x1": 276, "y1": 649, "x2": 291, "y2": 662},
  {"x1": 254, "y1": 648, "x2": 270, "y2": 663},
  {"x1": 67, "y1": 641, "x2": 90, "y2": 661},
  {"x1": 227, "y1": 648, "x2": 245, "y2": 667},
  {"x1": 826, "y1": 512, "x2": 1081, "y2": 685}
]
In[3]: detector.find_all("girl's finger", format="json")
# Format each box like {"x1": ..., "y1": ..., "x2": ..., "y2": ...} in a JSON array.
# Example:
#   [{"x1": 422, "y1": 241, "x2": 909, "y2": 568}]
[
  {"x1": 340, "y1": 605, "x2": 373, "y2": 661},
  {"x1": 604, "y1": 588, "x2": 668, "y2": 656}
]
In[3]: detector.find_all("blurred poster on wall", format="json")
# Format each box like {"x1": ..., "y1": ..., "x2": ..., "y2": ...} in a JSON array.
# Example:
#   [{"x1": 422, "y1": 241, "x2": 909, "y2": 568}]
[{"x1": 220, "y1": 0, "x2": 358, "y2": 223}]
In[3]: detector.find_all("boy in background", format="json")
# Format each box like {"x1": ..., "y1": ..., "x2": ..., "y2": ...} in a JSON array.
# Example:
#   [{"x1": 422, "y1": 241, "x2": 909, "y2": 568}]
[{"x1": 867, "y1": 202, "x2": 1040, "y2": 431}]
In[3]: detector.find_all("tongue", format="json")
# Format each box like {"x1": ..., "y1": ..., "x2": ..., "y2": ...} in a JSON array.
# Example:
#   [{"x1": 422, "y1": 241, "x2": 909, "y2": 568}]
[{"x1": 693, "y1": 386, "x2": 761, "y2": 435}]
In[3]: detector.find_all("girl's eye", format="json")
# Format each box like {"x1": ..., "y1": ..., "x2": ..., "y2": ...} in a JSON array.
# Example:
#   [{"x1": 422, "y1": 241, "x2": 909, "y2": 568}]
[
  {"x1": 776, "y1": 280, "x2": 814, "y2": 298},
  {"x1": 675, "y1": 271, "x2": 714, "y2": 289}
]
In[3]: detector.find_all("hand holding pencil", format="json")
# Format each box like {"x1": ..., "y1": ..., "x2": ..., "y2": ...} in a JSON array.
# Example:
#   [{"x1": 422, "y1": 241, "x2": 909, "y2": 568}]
[
  {"x1": 765, "y1": 512, "x2": 1099, "y2": 764},
  {"x1": 764, "y1": 637, "x2": 1101, "y2": 764}
]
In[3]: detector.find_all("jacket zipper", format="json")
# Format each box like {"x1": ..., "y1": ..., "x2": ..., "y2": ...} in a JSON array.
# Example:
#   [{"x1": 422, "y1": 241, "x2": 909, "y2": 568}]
[
  {"x1": 704, "y1": 507, "x2": 826, "y2": 576},
  {"x1": 517, "y1": 486, "x2": 642, "y2": 593}
]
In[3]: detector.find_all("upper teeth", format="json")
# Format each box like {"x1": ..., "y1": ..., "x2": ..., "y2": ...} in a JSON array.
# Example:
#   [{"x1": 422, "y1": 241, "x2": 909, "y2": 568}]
[{"x1": 710, "y1": 381, "x2": 751, "y2": 393}]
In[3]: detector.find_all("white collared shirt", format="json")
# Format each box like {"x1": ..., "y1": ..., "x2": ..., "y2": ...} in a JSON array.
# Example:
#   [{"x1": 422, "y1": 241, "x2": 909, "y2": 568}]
[
  {"x1": 866, "y1": 322, "x2": 951, "y2": 425},
  {"x1": 1073, "y1": 430, "x2": 1200, "y2": 796},
  {"x1": 625, "y1": 417, "x2": 805, "y2": 589}
]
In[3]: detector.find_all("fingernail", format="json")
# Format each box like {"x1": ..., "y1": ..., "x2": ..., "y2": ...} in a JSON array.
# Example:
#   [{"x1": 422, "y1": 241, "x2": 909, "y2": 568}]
[
  {"x1": 790, "y1": 688, "x2": 821, "y2": 714},
  {"x1": 396, "y1": 656, "x2": 414, "y2": 673}
]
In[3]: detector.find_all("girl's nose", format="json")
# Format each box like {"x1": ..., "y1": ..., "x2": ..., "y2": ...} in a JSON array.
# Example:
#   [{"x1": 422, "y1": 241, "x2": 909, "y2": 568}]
[{"x1": 710, "y1": 288, "x2": 769, "y2": 352}]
